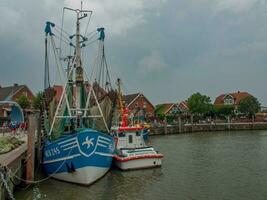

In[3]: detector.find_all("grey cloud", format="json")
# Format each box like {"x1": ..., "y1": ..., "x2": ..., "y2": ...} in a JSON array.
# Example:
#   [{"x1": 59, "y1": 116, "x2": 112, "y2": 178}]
[{"x1": 0, "y1": 0, "x2": 267, "y2": 105}]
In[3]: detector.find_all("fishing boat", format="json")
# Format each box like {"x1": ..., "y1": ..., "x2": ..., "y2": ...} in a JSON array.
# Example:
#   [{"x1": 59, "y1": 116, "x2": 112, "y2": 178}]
[
  {"x1": 41, "y1": 6, "x2": 116, "y2": 185},
  {"x1": 112, "y1": 79, "x2": 163, "y2": 170}
]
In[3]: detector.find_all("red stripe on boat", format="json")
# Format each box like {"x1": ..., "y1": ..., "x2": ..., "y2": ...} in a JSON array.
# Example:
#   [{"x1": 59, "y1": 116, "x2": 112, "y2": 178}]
[
  {"x1": 114, "y1": 154, "x2": 163, "y2": 162},
  {"x1": 118, "y1": 126, "x2": 143, "y2": 131}
]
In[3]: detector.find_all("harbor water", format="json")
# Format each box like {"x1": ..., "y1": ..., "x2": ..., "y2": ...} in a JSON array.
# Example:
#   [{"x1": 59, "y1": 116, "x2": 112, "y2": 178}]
[{"x1": 15, "y1": 130, "x2": 267, "y2": 200}]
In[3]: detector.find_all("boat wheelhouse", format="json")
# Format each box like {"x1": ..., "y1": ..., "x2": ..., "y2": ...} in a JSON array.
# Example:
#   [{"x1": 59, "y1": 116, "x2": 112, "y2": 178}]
[
  {"x1": 112, "y1": 79, "x2": 163, "y2": 170},
  {"x1": 112, "y1": 125, "x2": 163, "y2": 170}
]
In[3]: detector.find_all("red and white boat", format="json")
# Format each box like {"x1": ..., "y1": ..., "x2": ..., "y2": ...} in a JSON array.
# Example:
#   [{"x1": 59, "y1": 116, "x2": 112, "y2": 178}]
[{"x1": 112, "y1": 105, "x2": 163, "y2": 170}]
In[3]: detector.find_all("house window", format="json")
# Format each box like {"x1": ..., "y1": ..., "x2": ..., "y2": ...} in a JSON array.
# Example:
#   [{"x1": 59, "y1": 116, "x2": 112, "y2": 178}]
[
  {"x1": 136, "y1": 131, "x2": 141, "y2": 136},
  {"x1": 128, "y1": 135, "x2": 133, "y2": 143},
  {"x1": 119, "y1": 132, "x2": 125, "y2": 137},
  {"x1": 224, "y1": 96, "x2": 233, "y2": 105},
  {"x1": 143, "y1": 102, "x2": 147, "y2": 109}
]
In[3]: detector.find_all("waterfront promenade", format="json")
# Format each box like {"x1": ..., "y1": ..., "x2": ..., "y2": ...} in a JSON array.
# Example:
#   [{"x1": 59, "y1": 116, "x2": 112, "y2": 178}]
[{"x1": 150, "y1": 122, "x2": 267, "y2": 135}]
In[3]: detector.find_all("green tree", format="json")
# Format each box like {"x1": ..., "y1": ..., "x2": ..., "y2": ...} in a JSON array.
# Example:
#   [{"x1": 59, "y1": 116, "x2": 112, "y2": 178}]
[
  {"x1": 214, "y1": 105, "x2": 235, "y2": 118},
  {"x1": 187, "y1": 92, "x2": 212, "y2": 116},
  {"x1": 238, "y1": 96, "x2": 261, "y2": 117},
  {"x1": 17, "y1": 95, "x2": 31, "y2": 109},
  {"x1": 33, "y1": 92, "x2": 44, "y2": 110}
]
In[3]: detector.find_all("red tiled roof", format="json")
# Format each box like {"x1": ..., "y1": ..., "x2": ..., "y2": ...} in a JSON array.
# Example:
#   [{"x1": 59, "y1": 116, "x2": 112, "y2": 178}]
[
  {"x1": 178, "y1": 101, "x2": 189, "y2": 111},
  {"x1": 155, "y1": 103, "x2": 175, "y2": 115},
  {"x1": 214, "y1": 91, "x2": 251, "y2": 105},
  {"x1": 123, "y1": 93, "x2": 155, "y2": 110},
  {"x1": 123, "y1": 93, "x2": 140, "y2": 106},
  {"x1": 0, "y1": 84, "x2": 25, "y2": 101}
]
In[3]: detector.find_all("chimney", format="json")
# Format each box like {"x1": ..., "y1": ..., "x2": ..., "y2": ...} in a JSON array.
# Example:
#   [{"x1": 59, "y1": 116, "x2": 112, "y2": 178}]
[
  {"x1": 238, "y1": 91, "x2": 240, "y2": 93},
  {"x1": 14, "y1": 83, "x2": 18, "y2": 87}
]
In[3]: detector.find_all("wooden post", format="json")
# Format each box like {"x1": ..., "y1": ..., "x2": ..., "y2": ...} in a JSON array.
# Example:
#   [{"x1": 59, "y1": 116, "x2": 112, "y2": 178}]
[
  {"x1": 191, "y1": 114, "x2": 194, "y2": 132},
  {"x1": 26, "y1": 114, "x2": 36, "y2": 184},
  {"x1": 227, "y1": 115, "x2": 231, "y2": 130},
  {"x1": 36, "y1": 113, "x2": 42, "y2": 170},
  {"x1": 252, "y1": 115, "x2": 255, "y2": 129},
  {"x1": 164, "y1": 116, "x2": 167, "y2": 134},
  {"x1": 178, "y1": 116, "x2": 182, "y2": 133}
]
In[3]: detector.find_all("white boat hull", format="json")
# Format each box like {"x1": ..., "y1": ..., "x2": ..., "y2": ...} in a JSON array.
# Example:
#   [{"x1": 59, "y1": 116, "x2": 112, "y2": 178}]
[
  {"x1": 51, "y1": 166, "x2": 109, "y2": 185},
  {"x1": 115, "y1": 156, "x2": 162, "y2": 170}
]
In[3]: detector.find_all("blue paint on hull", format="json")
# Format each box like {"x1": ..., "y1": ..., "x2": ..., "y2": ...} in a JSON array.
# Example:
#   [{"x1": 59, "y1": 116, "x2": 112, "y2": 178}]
[
  {"x1": 143, "y1": 129, "x2": 149, "y2": 141},
  {"x1": 43, "y1": 129, "x2": 115, "y2": 176}
]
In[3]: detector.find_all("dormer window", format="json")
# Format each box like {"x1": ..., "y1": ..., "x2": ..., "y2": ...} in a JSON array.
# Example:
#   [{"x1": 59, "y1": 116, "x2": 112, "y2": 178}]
[{"x1": 224, "y1": 95, "x2": 234, "y2": 105}]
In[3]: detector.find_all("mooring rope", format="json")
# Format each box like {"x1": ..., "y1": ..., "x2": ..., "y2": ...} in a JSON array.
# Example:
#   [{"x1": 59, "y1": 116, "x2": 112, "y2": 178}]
[
  {"x1": 0, "y1": 167, "x2": 16, "y2": 200},
  {"x1": 4, "y1": 146, "x2": 74, "y2": 184}
]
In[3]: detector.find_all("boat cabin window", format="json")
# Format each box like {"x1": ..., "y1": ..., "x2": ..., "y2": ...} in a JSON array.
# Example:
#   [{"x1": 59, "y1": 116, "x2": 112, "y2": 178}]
[
  {"x1": 119, "y1": 132, "x2": 125, "y2": 137},
  {"x1": 136, "y1": 131, "x2": 141, "y2": 136},
  {"x1": 128, "y1": 135, "x2": 133, "y2": 143}
]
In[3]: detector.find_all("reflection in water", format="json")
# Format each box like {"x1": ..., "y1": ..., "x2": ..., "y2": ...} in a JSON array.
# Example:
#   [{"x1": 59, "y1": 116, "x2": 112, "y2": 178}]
[{"x1": 15, "y1": 130, "x2": 267, "y2": 200}]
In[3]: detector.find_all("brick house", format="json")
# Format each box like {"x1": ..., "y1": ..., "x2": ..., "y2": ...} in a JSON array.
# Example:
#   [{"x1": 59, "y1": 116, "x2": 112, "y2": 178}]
[
  {"x1": 178, "y1": 101, "x2": 189, "y2": 113},
  {"x1": 52, "y1": 85, "x2": 63, "y2": 103},
  {"x1": 123, "y1": 93, "x2": 154, "y2": 120},
  {"x1": 214, "y1": 91, "x2": 252, "y2": 109},
  {"x1": 0, "y1": 84, "x2": 35, "y2": 123},
  {"x1": 51, "y1": 87, "x2": 155, "y2": 121},
  {"x1": 52, "y1": 82, "x2": 108, "y2": 104},
  {"x1": 155, "y1": 103, "x2": 180, "y2": 117}
]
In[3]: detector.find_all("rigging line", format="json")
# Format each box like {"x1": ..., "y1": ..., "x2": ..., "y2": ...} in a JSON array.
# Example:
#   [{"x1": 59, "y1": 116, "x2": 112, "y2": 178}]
[
  {"x1": 100, "y1": 43, "x2": 107, "y2": 86},
  {"x1": 6, "y1": 146, "x2": 75, "y2": 184},
  {"x1": 50, "y1": 36, "x2": 66, "y2": 84},
  {"x1": 54, "y1": 28, "x2": 72, "y2": 43},
  {"x1": 85, "y1": 30, "x2": 97, "y2": 38},
  {"x1": 54, "y1": 26, "x2": 71, "y2": 38},
  {"x1": 69, "y1": 44, "x2": 72, "y2": 58},
  {"x1": 48, "y1": 55, "x2": 76, "y2": 136},
  {"x1": 83, "y1": 39, "x2": 98, "y2": 48},
  {"x1": 98, "y1": 51, "x2": 102, "y2": 88},
  {"x1": 44, "y1": 36, "x2": 50, "y2": 89},
  {"x1": 83, "y1": 66, "x2": 110, "y2": 133},
  {"x1": 54, "y1": 27, "x2": 71, "y2": 41},
  {"x1": 100, "y1": 42, "x2": 106, "y2": 90},
  {"x1": 53, "y1": 34, "x2": 72, "y2": 47},
  {"x1": 85, "y1": 32, "x2": 98, "y2": 42},
  {"x1": 101, "y1": 46, "x2": 105, "y2": 89},
  {"x1": 89, "y1": 46, "x2": 100, "y2": 83},
  {"x1": 103, "y1": 44, "x2": 112, "y2": 88},
  {"x1": 96, "y1": 41, "x2": 102, "y2": 95},
  {"x1": 121, "y1": 82, "x2": 129, "y2": 96},
  {"x1": 84, "y1": 12, "x2": 92, "y2": 36},
  {"x1": 60, "y1": 8, "x2": 65, "y2": 61}
]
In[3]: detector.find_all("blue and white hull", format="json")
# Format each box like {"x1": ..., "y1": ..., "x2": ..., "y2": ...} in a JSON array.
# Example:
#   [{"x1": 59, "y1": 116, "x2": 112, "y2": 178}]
[
  {"x1": 43, "y1": 129, "x2": 115, "y2": 185},
  {"x1": 142, "y1": 129, "x2": 149, "y2": 141}
]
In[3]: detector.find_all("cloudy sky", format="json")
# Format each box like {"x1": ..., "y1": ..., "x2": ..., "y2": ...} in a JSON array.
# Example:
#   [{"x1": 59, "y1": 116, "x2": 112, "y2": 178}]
[{"x1": 0, "y1": 0, "x2": 267, "y2": 105}]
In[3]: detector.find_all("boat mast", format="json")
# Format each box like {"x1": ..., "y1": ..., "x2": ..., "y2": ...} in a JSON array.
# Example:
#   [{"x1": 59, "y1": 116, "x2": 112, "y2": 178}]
[
  {"x1": 45, "y1": 6, "x2": 111, "y2": 134},
  {"x1": 75, "y1": 11, "x2": 84, "y2": 127},
  {"x1": 75, "y1": 12, "x2": 83, "y2": 84},
  {"x1": 117, "y1": 78, "x2": 124, "y2": 115},
  {"x1": 72, "y1": 8, "x2": 89, "y2": 128}
]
